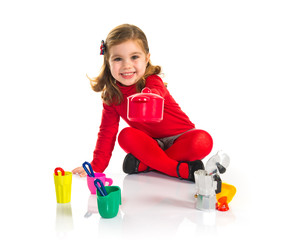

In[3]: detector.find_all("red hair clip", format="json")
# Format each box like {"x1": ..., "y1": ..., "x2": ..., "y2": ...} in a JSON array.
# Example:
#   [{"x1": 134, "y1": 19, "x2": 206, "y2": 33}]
[{"x1": 100, "y1": 40, "x2": 105, "y2": 55}]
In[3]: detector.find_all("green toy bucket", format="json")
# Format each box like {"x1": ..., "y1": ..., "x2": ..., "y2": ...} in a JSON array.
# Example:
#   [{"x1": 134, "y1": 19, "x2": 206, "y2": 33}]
[{"x1": 97, "y1": 186, "x2": 121, "y2": 218}]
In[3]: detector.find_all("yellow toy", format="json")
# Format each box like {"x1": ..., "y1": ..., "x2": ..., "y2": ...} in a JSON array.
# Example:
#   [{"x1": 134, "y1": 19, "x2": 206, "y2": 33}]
[
  {"x1": 54, "y1": 167, "x2": 72, "y2": 203},
  {"x1": 216, "y1": 183, "x2": 236, "y2": 211}
]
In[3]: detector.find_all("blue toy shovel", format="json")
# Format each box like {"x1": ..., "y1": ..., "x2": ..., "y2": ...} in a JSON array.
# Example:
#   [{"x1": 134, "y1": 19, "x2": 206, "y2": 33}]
[
  {"x1": 94, "y1": 179, "x2": 108, "y2": 197},
  {"x1": 82, "y1": 161, "x2": 95, "y2": 177}
]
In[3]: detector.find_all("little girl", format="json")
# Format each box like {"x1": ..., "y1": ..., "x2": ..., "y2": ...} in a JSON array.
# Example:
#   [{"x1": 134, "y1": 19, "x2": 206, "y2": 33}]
[{"x1": 72, "y1": 24, "x2": 213, "y2": 181}]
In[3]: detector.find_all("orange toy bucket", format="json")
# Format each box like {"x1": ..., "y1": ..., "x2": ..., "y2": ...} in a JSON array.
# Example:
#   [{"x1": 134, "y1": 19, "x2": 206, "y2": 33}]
[{"x1": 216, "y1": 183, "x2": 236, "y2": 211}]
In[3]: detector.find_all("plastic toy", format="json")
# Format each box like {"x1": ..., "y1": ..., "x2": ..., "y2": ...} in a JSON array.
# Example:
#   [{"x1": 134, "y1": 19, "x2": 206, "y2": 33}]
[
  {"x1": 82, "y1": 161, "x2": 95, "y2": 177},
  {"x1": 194, "y1": 169, "x2": 217, "y2": 211},
  {"x1": 97, "y1": 186, "x2": 121, "y2": 218},
  {"x1": 194, "y1": 151, "x2": 235, "y2": 211},
  {"x1": 206, "y1": 151, "x2": 230, "y2": 194},
  {"x1": 54, "y1": 167, "x2": 65, "y2": 176},
  {"x1": 216, "y1": 183, "x2": 236, "y2": 211},
  {"x1": 127, "y1": 87, "x2": 164, "y2": 122},
  {"x1": 54, "y1": 167, "x2": 72, "y2": 203},
  {"x1": 87, "y1": 172, "x2": 113, "y2": 194},
  {"x1": 94, "y1": 179, "x2": 108, "y2": 196}
]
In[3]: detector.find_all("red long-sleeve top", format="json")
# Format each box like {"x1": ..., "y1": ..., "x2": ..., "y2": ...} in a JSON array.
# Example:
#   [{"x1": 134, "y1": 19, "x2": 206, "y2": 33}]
[{"x1": 91, "y1": 75, "x2": 195, "y2": 172}]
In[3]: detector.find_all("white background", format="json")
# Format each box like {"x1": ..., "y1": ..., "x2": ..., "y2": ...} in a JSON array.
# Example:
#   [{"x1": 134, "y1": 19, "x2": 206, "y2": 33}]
[{"x1": 1, "y1": 0, "x2": 283, "y2": 239}]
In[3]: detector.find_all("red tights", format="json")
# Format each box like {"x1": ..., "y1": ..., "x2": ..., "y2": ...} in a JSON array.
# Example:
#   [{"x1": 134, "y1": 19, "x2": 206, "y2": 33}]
[{"x1": 118, "y1": 127, "x2": 213, "y2": 179}]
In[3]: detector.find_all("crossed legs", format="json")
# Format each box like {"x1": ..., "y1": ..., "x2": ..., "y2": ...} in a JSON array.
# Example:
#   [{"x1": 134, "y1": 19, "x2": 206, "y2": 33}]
[{"x1": 118, "y1": 127, "x2": 213, "y2": 179}]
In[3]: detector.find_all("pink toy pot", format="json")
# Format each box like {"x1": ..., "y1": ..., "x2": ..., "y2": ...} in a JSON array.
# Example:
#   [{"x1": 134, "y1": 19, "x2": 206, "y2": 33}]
[
  {"x1": 127, "y1": 87, "x2": 164, "y2": 122},
  {"x1": 87, "y1": 173, "x2": 113, "y2": 194}
]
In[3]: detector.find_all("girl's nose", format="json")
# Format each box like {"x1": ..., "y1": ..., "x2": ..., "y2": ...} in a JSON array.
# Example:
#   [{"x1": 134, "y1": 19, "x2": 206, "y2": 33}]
[{"x1": 123, "y1": 59, "x2": 132, "y2": 69}]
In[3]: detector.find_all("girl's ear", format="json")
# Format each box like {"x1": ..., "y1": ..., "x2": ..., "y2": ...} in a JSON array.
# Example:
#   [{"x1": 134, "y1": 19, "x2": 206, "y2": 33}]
[{"x1": 146, "y1": 53, "x2": 150, "y2": 63}]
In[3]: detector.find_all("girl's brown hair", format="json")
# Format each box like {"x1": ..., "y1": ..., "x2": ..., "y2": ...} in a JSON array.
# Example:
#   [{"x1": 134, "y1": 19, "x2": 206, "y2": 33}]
[{"x1": 89, "y1": 24, "x2": 162, "y2": 105}]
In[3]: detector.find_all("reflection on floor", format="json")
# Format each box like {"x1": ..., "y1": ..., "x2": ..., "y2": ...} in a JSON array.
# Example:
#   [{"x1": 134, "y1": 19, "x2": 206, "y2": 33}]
[{"x1": 55, "y1": 171, "x2": 239, "y2": 239}]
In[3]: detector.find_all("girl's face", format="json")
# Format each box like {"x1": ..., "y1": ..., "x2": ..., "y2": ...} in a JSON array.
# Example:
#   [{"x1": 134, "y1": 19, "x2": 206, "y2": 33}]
[{"x1": 108, "y1": 40, "x2": 150, "y2": 86}]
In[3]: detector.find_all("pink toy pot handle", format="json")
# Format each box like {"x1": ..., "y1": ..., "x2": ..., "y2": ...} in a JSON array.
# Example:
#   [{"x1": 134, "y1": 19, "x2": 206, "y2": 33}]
[{"x1": 104, "y1": 177, "x2": 113, "y2": 186}]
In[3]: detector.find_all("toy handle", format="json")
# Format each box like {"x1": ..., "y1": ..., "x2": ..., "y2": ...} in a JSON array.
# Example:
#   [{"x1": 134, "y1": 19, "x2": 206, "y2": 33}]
[
  {"x1": 105, "y1": 177, "x2": 113, "y2": 186},
  {"x1": 94, "y1": 179, "x2": 108, "y2": 196},
  {"x1": 54, "y1": 167, "x2": 65, "y2": 176},
  {"x1": 132, "y1": 87, "x2": 152, "y2": 102},
  {"x1": 82, "y1": 161, "x2": 95, "y2": 177},
  {"x1": 141, "y1": 87, "x2": 151, "y2": 93}
]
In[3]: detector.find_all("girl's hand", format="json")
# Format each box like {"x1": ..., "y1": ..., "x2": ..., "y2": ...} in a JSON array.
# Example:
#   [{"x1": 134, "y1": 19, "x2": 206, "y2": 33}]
[{"x1": 72, "y1": 166, "x2": 88, "y2": 177}]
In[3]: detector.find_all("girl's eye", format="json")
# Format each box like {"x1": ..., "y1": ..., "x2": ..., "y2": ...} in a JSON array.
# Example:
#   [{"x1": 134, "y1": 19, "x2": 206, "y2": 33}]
[
  {"x1": 131, "y1": 55, "x2": 139, "y2": 60},
  {"x1": 114, "y1": 58, "x2": 122, "y2": 62}
]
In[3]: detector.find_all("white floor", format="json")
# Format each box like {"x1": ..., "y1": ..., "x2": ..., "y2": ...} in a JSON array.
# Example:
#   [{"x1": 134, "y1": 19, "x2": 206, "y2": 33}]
[
  {"x1": 1, "y1": 1, "x2": 284, "y2": 239},
  {"x1": 2, "y1": 163, "x2": 282, "y2": 240}
]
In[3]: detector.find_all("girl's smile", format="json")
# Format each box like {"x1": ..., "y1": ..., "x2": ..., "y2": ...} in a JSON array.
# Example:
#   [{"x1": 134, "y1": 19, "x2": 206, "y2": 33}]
[
  {"x1": 108, "y1": 40, "x2": 150, "y2": 86},
  {"x1": 120, "y1": 72, "x2": 135, "y2": 79}
]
